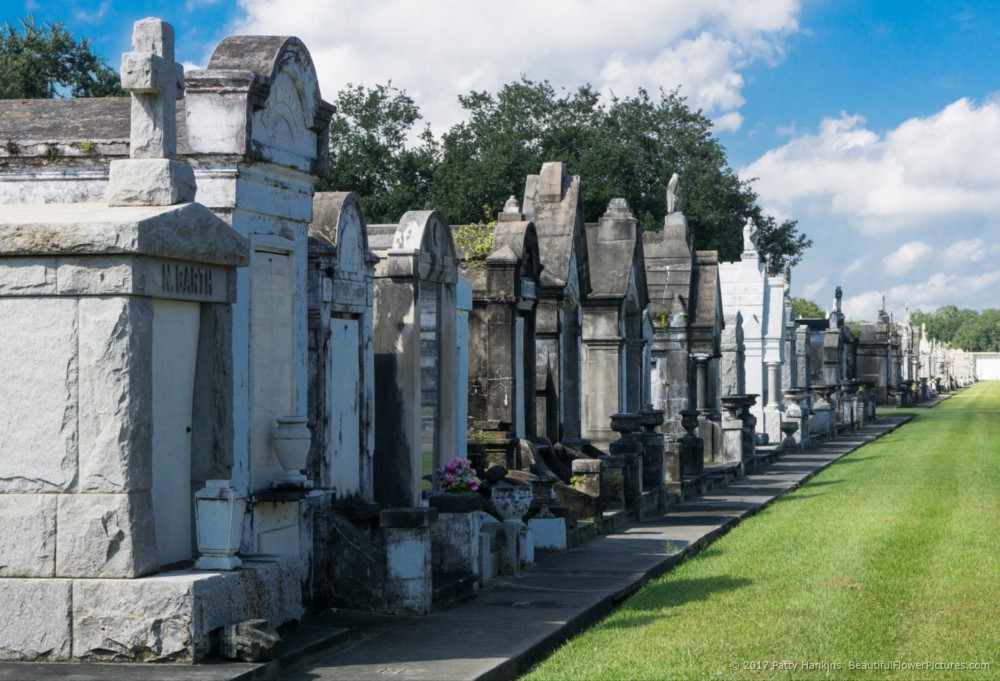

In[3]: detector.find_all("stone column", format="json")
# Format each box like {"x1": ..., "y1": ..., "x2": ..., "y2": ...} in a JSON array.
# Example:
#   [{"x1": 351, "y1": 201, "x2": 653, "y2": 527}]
[
  {"x1": 638, "y1": 408, "x2": 666, "y2": 497},
  {"x1": 766, "y1": 361, "x2": 782, "y2": 407},
  {"x1": 609, "y1": 413, "x2": 643, "y2": 517},
  {"x1": 693, "y1": 354, "x2": 710, "y2": 411},
  {"x1": 600, "y1": 455, "x2": 626, "y2": 512},
  {"x1": 679, "y1": 409, "x2": 705, "y2": 481},
  {"x1": 719, "y1": 396, "x2": 746, "y2": 466}
]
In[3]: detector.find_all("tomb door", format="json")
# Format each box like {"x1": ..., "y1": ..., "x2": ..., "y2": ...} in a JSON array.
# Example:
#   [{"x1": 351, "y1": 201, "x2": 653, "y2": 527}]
[
  {"x1": 514, "y1": 315, "x2": 526, "y2": 439},
  {"x1": 151, "y1": 299, "x2": 201, "y2": 566},
  {"x1": 559, "y1": 302, "x2": 583, "y2": 439},
  {"x1": 418, "y1": 280, "x2": 441, "y2": 492},
  {"x1": 250, "y1": 246, "x2": 296, "y2": 490},
  {"x1": 327, "y1": 316, "x2": 361, "y2": 497}
]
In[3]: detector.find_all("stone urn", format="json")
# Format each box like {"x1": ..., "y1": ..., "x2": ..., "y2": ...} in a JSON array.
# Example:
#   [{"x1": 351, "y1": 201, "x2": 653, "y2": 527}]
[
  {"x1": 780, "y1": 421, "x2": 800, "y2": 450},
  {"x1": 639, "y1": 408, "x2": 665, "y2": 432},
  {"x1": 490, "y1": 482, "x2": 533, "y2": 523},
  {"x1": 272, "y1": 416, "x2": 312, "y2": 487},
  {"x1": 528, "y1": 475, "x2": 558, "y2": 518},
  {"x1": 609, "y1": 412, "x2": 641, "y2": 438},
  {"x1": 680, "y1": 409, "x2": 701, "y2": 437},
  {"x1": 194, "y1": 480, "x2": 245, "y2": 571}
]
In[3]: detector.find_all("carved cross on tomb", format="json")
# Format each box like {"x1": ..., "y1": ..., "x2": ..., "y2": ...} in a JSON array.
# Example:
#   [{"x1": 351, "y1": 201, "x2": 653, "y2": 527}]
[{"x1": 119, "y1": 18, "x2": 185, "y2": 160}]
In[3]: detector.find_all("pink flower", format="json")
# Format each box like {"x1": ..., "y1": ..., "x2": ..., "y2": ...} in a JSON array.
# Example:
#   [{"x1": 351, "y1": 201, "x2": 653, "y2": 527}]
[{"x1": 469, "y1": 480, "x2": 480, "y2": 491}]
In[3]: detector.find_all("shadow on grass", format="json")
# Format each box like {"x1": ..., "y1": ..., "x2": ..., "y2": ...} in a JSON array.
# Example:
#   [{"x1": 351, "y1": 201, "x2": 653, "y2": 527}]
[
  {"x1": 830, "y1": 456, "x2": 875, "y2": 464},
  {"x1": 615, "y1": 574, "x2": 754, "y2": 622}
]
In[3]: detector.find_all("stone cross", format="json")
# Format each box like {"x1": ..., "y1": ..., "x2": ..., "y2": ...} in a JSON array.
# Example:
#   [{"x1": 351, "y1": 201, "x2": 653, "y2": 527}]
[
  {"x1": 119, "y1": 18, "x2": 185, "y2": 160},
  {"x1": 107, "y1": 18, "x2": 195, "y2": 206}
]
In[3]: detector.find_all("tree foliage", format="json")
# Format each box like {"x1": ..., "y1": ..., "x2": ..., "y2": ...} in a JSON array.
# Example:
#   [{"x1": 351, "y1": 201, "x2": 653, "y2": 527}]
[
  {"x1": 324, "y1": 79, "x2": 811, "y2": 268},
  {"x1": 429, "y1": 79, "x2": 810, "y2": 268},
  {"x1": 792, "y1": 297, "x2": 826, "y2": 319},
  {"x1": 911, "y1": 305, "x2": 1000, "y2": 351},
  {"x1": 0, "y1": 16, "x2": 123, "y2": 99},
  {"x1": 319, "y1": 82, "x2": 438, "y2": 222}
]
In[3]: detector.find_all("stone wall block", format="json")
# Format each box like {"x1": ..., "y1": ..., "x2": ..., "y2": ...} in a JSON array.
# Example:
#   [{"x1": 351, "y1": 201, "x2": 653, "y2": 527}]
[
  {"x1": 0, "y1": 298, "x2": 79, "y2": 493},
  {"x1": 0, "y1": 579, "x2": 72, "y2": 661},
  {"x1": 56, "y1": 492, "x2": 158, "y2": 578},
  {"x1": 0, "y1": 258, "x2": 57, "y2": 295},
  {"x1": 77, "y1": 296, "x2": 153, "y2": 493},
  {"x1": 0, "y1": 495, "x2": 57, "y2": 577},
  {"x1": 72, "y1": 577, "x2": 194, "y2": 662}
]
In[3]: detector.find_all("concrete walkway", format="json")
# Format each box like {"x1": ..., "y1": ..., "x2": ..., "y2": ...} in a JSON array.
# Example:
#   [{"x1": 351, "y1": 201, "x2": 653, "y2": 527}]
[{"x1": 0, "y1": 416, "x2": 912, "y2": 681}]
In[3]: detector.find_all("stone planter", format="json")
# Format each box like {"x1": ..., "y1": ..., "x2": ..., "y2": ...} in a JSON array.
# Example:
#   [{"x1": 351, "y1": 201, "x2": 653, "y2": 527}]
[
  {"x1": 490, "y1": 483, "x2": 533, "y2": 523},
  {"x1": 194, "y1": 480, "x2": 245, "y2": 571},
  {"x1": 272, "y1": 416, "x2": 312, "y2": 487}
]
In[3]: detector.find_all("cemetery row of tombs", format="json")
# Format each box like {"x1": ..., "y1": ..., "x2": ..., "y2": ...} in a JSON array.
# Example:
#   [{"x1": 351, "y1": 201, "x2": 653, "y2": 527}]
[{"x1": 0, "y1": 20, "x2": 972, "y2": 664}]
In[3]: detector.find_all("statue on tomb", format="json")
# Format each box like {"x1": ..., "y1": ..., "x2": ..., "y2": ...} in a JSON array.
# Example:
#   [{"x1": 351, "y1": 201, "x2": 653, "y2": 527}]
[
  {"x1": 666, "y1": 173, "x2": 683, "y2": 214},
  {"x1": 742, "y1": 216, "x2": 759, "y2": 252}
]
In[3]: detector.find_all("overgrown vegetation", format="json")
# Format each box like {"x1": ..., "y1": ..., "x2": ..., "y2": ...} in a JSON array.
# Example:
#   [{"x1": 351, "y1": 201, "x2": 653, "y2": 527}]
[
  {"x1": 1, "y1": 16, "x2": 123, "y2": 99},
  {"x1": 911, "y1": 305, "x2": 1000, "y2": 351},
  {"x1": 323, "y1": 80, "x2": 811, "y2": 270},
  {"x1": 526, "y1": 383, "x2": 1000, "y2": 680},
  {"x1": 792, "y1": 297, "x2": 826, "y2": 319},
  {"x1": 452, "y1": 208, "x2": 497, "y2": 264}
]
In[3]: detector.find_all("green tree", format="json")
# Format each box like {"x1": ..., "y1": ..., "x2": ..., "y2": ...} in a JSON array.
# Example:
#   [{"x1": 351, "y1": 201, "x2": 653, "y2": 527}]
[
  {"x1": 320, "y1": 82, "x2": 439, "y2": 223},
  {"x1": 792, "y1": 297, "x2": 826, "y2": 319},
  {"x1": 431, "y1": 78, "x2": 810, "y2": 267},
  {"x1": 950, "y1": 309, "x2": 1000, "y2": 351},
  {"x1": 0, "y1": 16, "x2": 123, "y2": 99},
  {"x1": 911, "y1": 305, "x2": 979, "y2": 345}
]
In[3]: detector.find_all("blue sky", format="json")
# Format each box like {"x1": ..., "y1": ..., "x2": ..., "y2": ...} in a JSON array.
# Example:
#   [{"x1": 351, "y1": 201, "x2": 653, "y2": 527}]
[{"x1": 5, "y1": 0, "x2": 1000, "y2": 320}]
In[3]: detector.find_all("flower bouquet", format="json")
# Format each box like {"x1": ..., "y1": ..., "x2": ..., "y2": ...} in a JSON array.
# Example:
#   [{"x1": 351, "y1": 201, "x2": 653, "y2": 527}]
[{"x1": 438, "y1": 456, "x2": 481, "y2": 494}]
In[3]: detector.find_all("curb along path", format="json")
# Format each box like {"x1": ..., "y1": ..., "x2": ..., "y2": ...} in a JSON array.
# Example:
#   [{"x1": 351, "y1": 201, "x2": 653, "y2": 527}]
[
  {"x1": 284, "y1": 415, "x2": 912, "y2": 681},
  {"x1": 0, "y1": 416, "x2": 912, "y2": 681}
]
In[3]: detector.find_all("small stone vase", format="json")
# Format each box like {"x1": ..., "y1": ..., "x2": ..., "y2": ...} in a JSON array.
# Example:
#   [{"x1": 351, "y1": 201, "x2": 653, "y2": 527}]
[{"x1": 272, "y1": 416, "x2": 312, "y2": 487}]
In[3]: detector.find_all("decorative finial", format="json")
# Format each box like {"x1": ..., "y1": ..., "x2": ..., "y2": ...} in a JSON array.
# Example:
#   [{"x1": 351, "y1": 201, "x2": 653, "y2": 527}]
[{"x1": 503, "y1": 195, "x2": 520, "y2": 214}]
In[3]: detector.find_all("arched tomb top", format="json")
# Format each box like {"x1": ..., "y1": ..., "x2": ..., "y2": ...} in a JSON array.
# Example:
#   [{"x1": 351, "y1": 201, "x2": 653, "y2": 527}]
[
  {"x1": 489, "y1": 220, "x2": 543, "y2": 281},
  {"x1": 383, "y1": 210, "x2": 457, "y2": 284},
  {"x1": 309, "y1": 192, "x2": 376, "y2": 274},
  {"x1": 187, "y1": 35, "x2": 334, "y2": 175}
]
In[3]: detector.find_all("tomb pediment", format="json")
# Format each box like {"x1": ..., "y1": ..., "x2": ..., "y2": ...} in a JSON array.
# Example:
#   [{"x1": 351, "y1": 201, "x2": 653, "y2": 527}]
[
  {"x1": 186, "y1": 35, "x2": 334, "y2": 175},
  {"x1": 379, "y1": 211, "x2": 457, "y2": 283}
]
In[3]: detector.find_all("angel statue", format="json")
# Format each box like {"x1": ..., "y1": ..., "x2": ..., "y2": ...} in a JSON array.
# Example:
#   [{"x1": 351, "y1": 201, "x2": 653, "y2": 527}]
[
  {"x1": 742, "y1": 216, "x2": 759, "y2": 252},
  {"x1": 666, "y1": 173, "x2": 683, "y2": 214}
]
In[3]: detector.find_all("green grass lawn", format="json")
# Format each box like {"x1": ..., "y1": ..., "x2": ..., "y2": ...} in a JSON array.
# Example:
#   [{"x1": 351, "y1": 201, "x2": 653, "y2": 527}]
[{"x1": 525, "y1": 383, "x2": 1000, "y2": 680}]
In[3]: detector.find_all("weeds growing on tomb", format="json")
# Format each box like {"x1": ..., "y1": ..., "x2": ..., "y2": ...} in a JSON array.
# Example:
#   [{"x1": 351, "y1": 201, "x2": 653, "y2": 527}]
[{"x1": 526, "y1": 383, "x2": 1000, "y2": 680}]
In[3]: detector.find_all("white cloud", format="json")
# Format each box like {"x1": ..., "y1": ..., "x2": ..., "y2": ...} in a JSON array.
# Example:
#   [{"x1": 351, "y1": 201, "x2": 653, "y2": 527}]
[
  {"x1": 73, "y1": 0, "x2": 110, "y2": 23},
  {"x1": 800, "y1": 276, "x2": 827, "y2": 299},
  {"x1": 882, "y1": 240, "x2": 932, "y2": 277},
  {"x1": 231, "y1": 0, "x2": 800, "y2": 133},
  {"x1": 844, "y1": 269, "x2": 1000, "y2": 319},
  {"x1": 713, "y1": 111, "x2": 744, "y2": 132},
  {"x1": 942, "y1": 238, "x2": 987, "y2": 265},
  {"x1": 843, "y1": 256, "x2": 869, "y2": 276},
  {"x1": 741, "y1": 98, "x2": 1000, "y2": 234}
]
